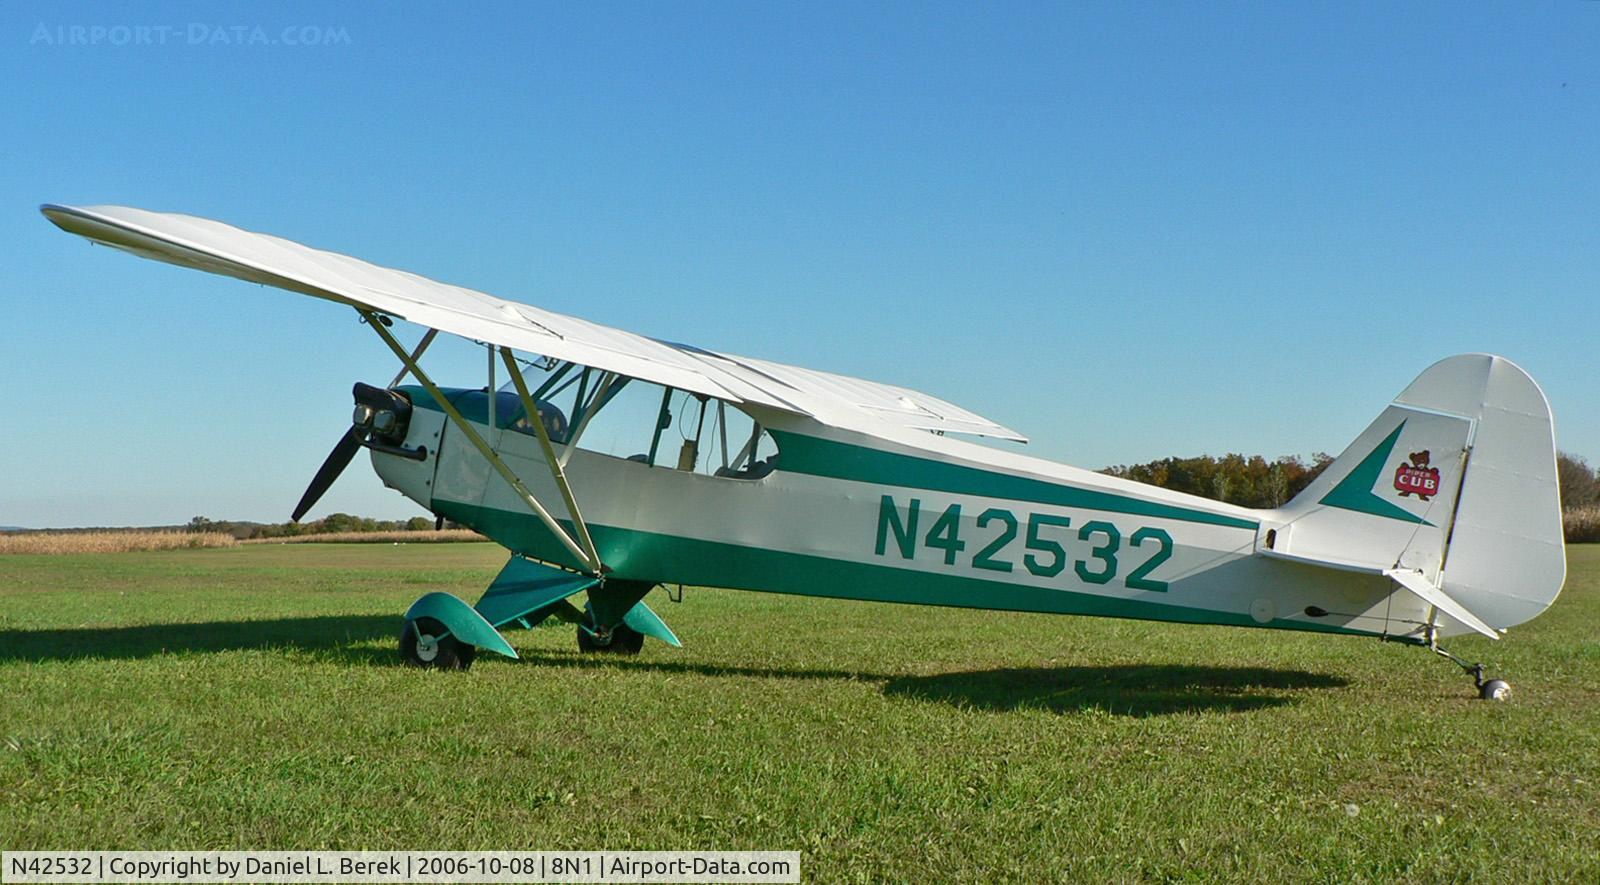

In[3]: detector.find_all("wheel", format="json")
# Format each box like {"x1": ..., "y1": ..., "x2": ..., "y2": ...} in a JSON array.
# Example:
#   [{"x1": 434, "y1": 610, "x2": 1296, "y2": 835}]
[
  {"x1": 399, "y1": 617, "x2": 476, "y2": 670},
  {"x1": 576, "y1": 621, "x2": 645, "y2": 655},
  {"x1": 1478, "y1": 678, "x2": 1511, "y2": 701}
]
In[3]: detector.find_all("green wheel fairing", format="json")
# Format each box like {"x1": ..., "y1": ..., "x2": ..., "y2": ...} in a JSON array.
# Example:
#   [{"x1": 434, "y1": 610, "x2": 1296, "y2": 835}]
[
  {"x1": 403, "y1": 591, "x2": 520, "y2": 659},
  {"x1": 622, "y1": 599, "x2": 683, "y2": 647},
  {"x1": 474, "y1": 556, "x2": 599, "y2": 629}
]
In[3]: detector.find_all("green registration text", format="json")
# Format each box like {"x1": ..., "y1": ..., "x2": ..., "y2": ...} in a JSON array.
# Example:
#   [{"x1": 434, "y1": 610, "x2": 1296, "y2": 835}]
[{"x1": 874, "y1": 495, "x2": 1174, "y2": 591}]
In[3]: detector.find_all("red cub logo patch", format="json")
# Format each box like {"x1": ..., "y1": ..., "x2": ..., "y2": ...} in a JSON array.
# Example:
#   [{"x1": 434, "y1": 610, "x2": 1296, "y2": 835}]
[{"x1": 1393, "y1": 450, "x2": 1439, "y2": 501}]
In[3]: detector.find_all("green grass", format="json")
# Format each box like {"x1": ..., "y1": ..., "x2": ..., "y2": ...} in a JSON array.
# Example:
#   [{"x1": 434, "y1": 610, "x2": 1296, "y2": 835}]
[{"x1": 2, "y1": 543, "x2": 1597, "y2": 882}]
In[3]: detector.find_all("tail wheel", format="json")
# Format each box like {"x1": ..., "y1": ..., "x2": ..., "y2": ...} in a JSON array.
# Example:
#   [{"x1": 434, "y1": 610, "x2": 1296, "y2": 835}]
[
  {"x1": 400, "y1": 616, "x2": 476, "y2": 670},
  {"x1": 577, "y1": 621, "x2": 645, "y2": 655}
]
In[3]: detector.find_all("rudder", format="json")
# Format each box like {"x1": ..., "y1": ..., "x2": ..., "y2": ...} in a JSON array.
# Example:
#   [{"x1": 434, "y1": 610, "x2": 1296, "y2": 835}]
[{"x1": 1265, "y1": 354, "x2": 1564, "y2": 634}]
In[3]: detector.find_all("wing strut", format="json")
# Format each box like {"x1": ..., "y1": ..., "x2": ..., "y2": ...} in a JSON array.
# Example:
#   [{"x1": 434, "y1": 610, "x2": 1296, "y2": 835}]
[
  {"x1": 498, "y1": 346, "x2": 602, "y2": 571},
  {"x1": 387, "y1": 329, "x2": 438, "y2": 388},
  {"x1": 360, "y1": 310, "x2": 602, "y2": 575}
]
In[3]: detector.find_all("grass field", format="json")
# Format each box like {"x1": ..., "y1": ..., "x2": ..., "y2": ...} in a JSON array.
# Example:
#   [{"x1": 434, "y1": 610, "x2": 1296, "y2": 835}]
[{"x1": 1, "y1": 543, "x2": 1596, "y2": 882}]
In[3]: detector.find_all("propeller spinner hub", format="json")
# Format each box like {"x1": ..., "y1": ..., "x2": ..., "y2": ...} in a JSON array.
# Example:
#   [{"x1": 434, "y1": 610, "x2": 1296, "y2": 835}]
[
  {"x1": 351, "y1": 383, "x2": 412, "y2": 445},
  {"x1": 292, "y1": 382, "x2": 419, "y2": 522}
]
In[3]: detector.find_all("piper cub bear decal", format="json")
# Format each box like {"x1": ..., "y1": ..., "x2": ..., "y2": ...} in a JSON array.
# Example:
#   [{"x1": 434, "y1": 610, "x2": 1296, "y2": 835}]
[{"x1": 1394, "y1": 450, "x2": 1440, "y2": 501}]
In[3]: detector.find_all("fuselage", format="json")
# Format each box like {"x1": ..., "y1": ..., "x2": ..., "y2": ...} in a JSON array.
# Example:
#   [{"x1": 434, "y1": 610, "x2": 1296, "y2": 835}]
[{"x1": 372, "y1": 387, "x2": 1433, "y2": 641}]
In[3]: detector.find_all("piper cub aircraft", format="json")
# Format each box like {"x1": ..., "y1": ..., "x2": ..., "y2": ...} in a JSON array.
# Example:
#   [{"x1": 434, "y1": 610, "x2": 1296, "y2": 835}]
[{"x1": 43, "y1": 204, "x2": 1566, "y2": 698}]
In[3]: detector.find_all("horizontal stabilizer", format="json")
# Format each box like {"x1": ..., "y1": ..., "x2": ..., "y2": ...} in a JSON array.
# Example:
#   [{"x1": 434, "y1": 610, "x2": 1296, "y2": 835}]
[{"x1": 1384, "y1": 567, "x2": 1499, "y2": 640}]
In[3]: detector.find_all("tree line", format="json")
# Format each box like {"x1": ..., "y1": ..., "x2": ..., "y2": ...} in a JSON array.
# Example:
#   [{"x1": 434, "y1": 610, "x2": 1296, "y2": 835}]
[
  {"x1": 186, "y1": 513, "x2": 444, "y2": 540},
  {"x1": 1101, "y1": 453, "x2": 1334, "y2": 509},
  {"x1": 1104, "y1": 451, "x2": 1600, "y2": 542},
  {"x1": 1557, "y1": 453, "x2": 1600, "y2": 543},
  {"x1": 1556, "y1": 453, "x2": 1600, "y2": 510}
]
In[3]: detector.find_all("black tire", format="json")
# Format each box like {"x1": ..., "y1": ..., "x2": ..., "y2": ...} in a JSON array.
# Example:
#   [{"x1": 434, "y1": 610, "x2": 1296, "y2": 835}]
[
  {"x1": 576, "y1": 621, "x2": 645, "y2": 655},
  {"x1": 399, "y1": 617, "x2": 477, "y2": 670}
]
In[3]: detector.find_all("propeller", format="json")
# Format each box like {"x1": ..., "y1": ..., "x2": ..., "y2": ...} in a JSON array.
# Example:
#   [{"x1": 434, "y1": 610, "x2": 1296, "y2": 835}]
[
  {"x1": 291, "y1": 428, "x2": 365, "y2": 522},
  {"x1": 291, "y1": 383, "x2": 418, "y2": 522}
]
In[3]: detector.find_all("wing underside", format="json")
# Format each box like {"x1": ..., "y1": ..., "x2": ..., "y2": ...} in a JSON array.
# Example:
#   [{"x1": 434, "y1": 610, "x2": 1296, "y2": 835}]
[{"x1": 42, "y1": 204, "x2": 1026, "y2": 442}]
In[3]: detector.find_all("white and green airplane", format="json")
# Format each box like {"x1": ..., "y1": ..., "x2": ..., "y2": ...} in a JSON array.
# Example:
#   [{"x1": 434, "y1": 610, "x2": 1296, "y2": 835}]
[{"x1": 43, "y1": 204, "x2": 1566, "y2": 698}]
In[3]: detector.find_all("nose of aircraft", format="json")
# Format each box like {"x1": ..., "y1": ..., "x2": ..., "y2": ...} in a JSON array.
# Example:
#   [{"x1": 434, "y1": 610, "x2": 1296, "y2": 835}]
[{"x1": 290, "y1": 383, "x2": 421, "y2": 521}]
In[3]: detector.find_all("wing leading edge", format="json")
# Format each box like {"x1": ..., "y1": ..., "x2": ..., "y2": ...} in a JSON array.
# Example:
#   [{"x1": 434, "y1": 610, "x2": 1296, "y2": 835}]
[{"x1": 42, "y1": 204, "x2": 1026, "y2": 442}]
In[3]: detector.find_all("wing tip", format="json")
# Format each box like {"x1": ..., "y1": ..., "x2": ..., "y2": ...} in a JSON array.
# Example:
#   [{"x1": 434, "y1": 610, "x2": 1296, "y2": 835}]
[{"x1": 39, "y1": 203, "x2": 73, "y2": 224}]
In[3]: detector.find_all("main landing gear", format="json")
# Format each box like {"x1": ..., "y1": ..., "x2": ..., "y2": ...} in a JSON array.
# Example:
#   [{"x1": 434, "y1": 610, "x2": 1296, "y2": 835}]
[
  {"x1": 397, "y1": 608, "x2": 647, "y2": 667},
  {"x1": 394, "y1": 578, "x2": 681, "y2": 669},
  {"x1": 576, "y1": 619, "x2": 645, "y2": 655}
]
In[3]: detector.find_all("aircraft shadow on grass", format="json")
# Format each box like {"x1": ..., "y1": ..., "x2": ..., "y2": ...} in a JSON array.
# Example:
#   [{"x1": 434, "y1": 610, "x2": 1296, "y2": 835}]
[
  {"x1": 510, "y1": 649, "x2": 894, "y2": 683},
  {"x1": 0, "y1": 615, "x2": 402, "y2": 666},
  {"x1": 502, "y1": 653, "x2": 1348, "y2": 717},
  {"x1": 882, "y1": 665, "x2": 1350, "y2": 717},
  {"x1": 0, "y1": 617, "x2": 887, "y2": 680},
  {"x1": 0, "y1": 619, "x2": 1348, "y2": 716}
]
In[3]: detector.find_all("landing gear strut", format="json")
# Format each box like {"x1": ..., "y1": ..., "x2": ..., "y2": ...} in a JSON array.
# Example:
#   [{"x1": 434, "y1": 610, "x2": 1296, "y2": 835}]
[
  {"x1": 1429, "y1": 642, "x2": 1509, "y2": 701},
  {"x1": 1469, "y1": 664, "x2": 1512, "y2": 701},
  {"x1": 577, "y1": 620, "x2": 644, "y2": 655}
]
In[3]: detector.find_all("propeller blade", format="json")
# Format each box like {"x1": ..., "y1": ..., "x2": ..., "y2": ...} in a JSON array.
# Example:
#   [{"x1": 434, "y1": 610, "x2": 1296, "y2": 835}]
[{"x1": 292, "y1": 428, "x2": 364, "y2": 522}]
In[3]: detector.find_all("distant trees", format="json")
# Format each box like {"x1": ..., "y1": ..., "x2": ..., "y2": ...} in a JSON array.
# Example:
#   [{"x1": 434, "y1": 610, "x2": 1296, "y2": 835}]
[
  {"x1": 1108, "y1": 451, "x2": 1600, "y2": 511},
  {"x1": 1102, "y1": 453, "x2": 1334, "y2": 509},
  {"x1": 1557, "y1": 452, "x2": 1600, "y2": 509},
  {"x1": 184, "y1": 513, "x2": 442, "y2": 540},
  {"x1": 1108, "y1": 449, "x2": 1600, "y2": 543}
]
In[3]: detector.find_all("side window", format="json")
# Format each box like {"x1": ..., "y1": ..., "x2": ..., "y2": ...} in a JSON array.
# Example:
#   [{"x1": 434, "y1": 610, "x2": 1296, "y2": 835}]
[
  {"x1": 695, "y1": 399, "x2": 780, "y2": 479},
  {"x1": 619, "y1": 388, "x2": 780, "y2": 479},
  {"x1": 500, "y1": 362, "x2": 779, "y2": 478}
]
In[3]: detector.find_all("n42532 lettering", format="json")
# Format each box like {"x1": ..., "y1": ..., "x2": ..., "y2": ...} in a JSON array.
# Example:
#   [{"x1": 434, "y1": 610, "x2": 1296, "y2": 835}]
[{"x1": 873, "y1": 495, "x2": 1174, "y2": 591}]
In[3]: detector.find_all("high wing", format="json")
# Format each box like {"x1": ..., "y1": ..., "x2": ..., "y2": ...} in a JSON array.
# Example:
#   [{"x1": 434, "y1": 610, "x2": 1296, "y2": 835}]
[{"x1": 41, "y1": 204, "x2": 1026, "y2": 442}]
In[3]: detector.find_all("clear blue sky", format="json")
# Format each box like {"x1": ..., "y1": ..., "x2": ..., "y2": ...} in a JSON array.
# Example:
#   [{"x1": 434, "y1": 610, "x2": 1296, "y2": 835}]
[{"x1": 2, "y1": 2, "x2": 1595, "y2": 528}]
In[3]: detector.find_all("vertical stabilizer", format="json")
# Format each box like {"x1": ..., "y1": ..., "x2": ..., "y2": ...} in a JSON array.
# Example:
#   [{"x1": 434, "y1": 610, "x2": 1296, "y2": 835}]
[{"x1": 1263, "y1": 355, "x2": 1564, "y2": 634}]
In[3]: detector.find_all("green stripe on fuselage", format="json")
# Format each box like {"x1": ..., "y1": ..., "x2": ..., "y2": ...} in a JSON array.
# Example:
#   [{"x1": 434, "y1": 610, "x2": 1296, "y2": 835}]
[
  {"x1": 433, "y1": 498, "x2": 1368, "y2": 639},
  {"x1": 770, "y1": 432, "x2": 1260, "y2": 530}
]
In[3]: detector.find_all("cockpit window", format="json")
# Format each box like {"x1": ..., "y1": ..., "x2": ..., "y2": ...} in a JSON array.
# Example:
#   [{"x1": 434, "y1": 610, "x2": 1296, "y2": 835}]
[
  {"x1": 694, "y1": 397, "x2": 780, "y2": 479},
  {"x1": 461, "y1": 390, "x2": 568, "y2": 442},
  {"x1": 502, "y1": 362, "x2": 778, "y2": 479}
]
